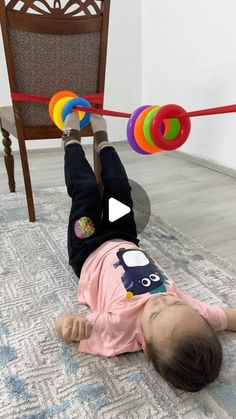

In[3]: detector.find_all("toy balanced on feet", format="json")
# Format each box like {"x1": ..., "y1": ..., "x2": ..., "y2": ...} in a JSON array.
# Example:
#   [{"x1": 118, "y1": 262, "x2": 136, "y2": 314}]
[
  {"x1": 49, "y1": 90, "x2": 191, "y2": 154},
  {"x1": 49, "y1": 90, "x2": 92, "y2": 131}
]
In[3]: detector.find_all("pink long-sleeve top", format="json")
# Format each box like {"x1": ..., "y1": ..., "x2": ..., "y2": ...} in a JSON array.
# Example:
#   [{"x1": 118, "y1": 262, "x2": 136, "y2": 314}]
[{"x1": 77, "y1": 240, "x2": 227, "y2": 357}]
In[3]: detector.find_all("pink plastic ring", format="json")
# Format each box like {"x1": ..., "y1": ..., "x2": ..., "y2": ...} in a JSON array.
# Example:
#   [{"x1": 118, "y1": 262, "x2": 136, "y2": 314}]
[{"x1": 150, "y1": 104, "x2": 191, "y2": 151}]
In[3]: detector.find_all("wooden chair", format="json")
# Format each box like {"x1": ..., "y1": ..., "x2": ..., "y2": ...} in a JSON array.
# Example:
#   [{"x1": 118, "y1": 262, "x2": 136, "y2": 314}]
[{"x1": 0, "y1": 0, "x2": 110, "y2": 222}]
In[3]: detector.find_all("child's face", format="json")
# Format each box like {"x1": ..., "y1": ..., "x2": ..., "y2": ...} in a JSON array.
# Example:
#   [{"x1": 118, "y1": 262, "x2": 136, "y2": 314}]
[{"x1": 140, "y1": 295, "x2": 207, "y2": 355}]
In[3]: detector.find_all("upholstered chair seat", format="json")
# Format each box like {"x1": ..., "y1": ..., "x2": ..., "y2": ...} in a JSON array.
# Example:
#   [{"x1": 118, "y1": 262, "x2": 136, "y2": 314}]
[{"x1": 0, "y1": 106, "x2": 16, "y2": 136}]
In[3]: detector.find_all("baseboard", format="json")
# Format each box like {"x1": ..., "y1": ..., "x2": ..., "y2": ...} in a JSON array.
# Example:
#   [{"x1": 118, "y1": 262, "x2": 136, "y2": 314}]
[{"x1": 172, "y1": 150, "x2": 236, "y2": 179}]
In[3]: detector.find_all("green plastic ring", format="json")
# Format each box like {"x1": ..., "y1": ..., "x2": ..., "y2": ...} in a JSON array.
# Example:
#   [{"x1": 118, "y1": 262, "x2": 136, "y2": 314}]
[
  {"x1": 165, "y1": 118, "x2": 180, "y2": 140},
  {"x1": 143, "y1": 106, "x2": 161, "y2": 146}
]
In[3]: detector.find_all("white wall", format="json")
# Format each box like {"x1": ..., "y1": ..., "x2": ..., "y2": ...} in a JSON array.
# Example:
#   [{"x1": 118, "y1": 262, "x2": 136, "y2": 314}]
[
  {"x1": 142, "y1": 0, "x2": 236, "y2": 170},
  {"x1": 0, "y1": 0, "x2": 142, "y2": 150},
  {"x1": 104, "y1": 0, "x2": 142, "y2": 141}
]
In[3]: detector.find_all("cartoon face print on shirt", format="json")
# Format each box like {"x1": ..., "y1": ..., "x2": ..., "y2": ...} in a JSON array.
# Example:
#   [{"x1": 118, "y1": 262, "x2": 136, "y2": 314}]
[{"x1": 113, "y1": 248, "x2": 169, "y2": 298}]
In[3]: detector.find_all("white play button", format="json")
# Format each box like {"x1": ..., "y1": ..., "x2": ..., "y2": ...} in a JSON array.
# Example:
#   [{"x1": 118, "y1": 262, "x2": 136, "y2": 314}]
[{"x1": 108, "y1": 198, "x2": 131, "y2": 222}]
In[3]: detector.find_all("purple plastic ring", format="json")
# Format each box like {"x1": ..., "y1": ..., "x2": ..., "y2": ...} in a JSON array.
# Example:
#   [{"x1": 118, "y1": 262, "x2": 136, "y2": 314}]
[{"x1": 127, "y1": 106, "x2": 151, "y2": 155}]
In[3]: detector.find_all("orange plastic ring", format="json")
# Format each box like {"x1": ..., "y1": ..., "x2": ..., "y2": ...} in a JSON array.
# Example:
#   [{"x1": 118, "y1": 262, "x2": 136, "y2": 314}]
[
  {"x1": 163, "y1": 118, "x2": 171, "y2": 136},
  {"x1": 134, "y1": 106, "x2": 161, "y2": 153},
  {"x1": 49, "y1": 90, "x2": 77, "y2": 122}
]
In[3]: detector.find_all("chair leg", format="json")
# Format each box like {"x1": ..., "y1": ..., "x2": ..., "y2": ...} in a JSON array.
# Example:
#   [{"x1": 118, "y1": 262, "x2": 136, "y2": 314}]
[
  {"x1": 18, "y1": 138, "x2": 36, "y2": 222},
  {"x1": 1, "y1": 127, "x2": 16, "y2": 193}
]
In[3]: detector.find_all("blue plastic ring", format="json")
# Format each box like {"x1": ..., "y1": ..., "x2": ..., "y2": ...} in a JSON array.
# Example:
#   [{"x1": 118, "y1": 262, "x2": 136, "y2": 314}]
[{"x1": 62, "y1": 97, "x2": 91, "y2": 129}]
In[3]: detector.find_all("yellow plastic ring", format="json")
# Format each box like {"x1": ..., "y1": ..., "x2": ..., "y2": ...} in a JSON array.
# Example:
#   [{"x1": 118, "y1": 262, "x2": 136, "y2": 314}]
[{"x1": 53, "y1": 97, "x2": 85, "y2": 130}]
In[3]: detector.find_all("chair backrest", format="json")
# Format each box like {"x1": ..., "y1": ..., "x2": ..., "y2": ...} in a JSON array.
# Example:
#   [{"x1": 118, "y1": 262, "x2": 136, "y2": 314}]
[{"x1": 0, "y1": 0, "x2": 110, "y2": 139}]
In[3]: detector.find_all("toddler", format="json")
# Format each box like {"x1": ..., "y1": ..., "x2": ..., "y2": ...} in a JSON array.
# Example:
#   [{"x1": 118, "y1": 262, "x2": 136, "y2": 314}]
[{"x1": 56, "y1": 112, "x2": 236, "y2": 392}]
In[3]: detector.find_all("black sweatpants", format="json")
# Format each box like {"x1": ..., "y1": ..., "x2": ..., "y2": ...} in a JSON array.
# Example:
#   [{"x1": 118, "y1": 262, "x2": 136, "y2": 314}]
[{"x1": 64, "y1": 143, "x2": 139, "y2": 278}]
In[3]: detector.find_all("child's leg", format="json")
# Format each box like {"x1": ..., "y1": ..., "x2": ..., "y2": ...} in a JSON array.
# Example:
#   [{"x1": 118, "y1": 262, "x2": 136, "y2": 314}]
[
  {"x1": 100, "y1": 147, "x2": 138, "y2": 237},
  {"x1": 63, "y1": 113, "x2": 103, "y2": 275},
  {"x1": 90, "y1": 115, "x2": 137, "y2": 238}
]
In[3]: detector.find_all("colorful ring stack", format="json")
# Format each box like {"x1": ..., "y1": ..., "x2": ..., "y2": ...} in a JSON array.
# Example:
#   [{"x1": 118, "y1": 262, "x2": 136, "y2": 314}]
[
  {"x1": 127, "y1": 104, "x2": 191, "y2": 153},
  {"x1": 49, "y1": 90, "x2": 91, "y2": 131}
]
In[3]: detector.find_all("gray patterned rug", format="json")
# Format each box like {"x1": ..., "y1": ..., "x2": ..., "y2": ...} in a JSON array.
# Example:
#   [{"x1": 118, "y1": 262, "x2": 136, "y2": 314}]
[{"x1": 0, "y1": 187, "x2": 236, "y2": 419}]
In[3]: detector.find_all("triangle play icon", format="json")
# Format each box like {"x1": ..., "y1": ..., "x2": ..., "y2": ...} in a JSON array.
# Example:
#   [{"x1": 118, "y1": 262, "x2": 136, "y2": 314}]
[{"x1": 108, "y1": 198, "x2": 131, "y2": 222}]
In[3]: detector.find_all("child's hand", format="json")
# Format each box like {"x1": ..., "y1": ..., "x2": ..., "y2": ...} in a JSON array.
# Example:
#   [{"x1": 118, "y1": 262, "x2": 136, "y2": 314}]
[
  {"x1": 223, "y1": 308, "x2": 236, "y2": 332},
  {"x1": 55, "y1": 314, "x2": 92, "y2": 342}
]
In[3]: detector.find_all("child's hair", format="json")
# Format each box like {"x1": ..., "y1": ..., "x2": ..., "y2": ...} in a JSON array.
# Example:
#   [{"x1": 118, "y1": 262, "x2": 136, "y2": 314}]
[{"x1": 145, "y1": 326, "x2": 223, "y2": 392}]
